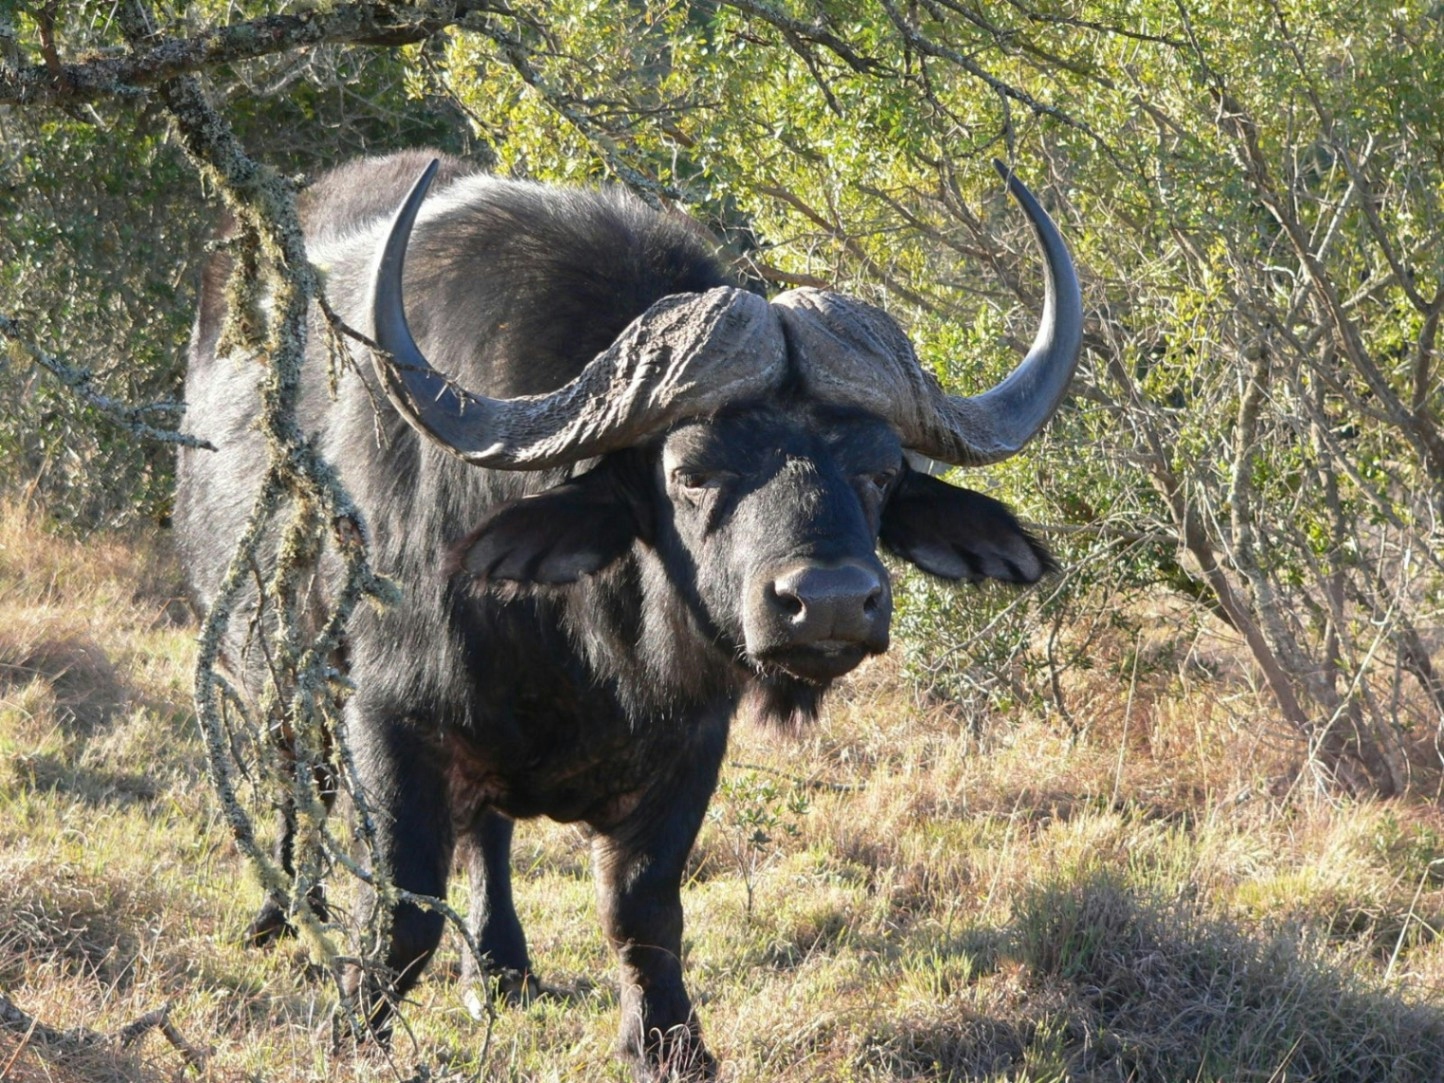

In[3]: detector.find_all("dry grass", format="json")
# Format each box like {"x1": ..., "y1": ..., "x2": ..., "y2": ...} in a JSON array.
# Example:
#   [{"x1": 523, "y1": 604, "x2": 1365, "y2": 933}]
[{"x1": 3, "y1": 495, "x2": 1444, "y2": 1081}]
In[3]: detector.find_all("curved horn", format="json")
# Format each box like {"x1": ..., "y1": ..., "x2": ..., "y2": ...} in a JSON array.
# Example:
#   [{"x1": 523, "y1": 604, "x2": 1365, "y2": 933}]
[
  {"x1": 369, "y1": 161, "x2": 786, "y2": 470},
  {"x1": 772, "y1": 162, "x2": 1082, "y2": 466},
  {"x1": 961, "y1": 158, "x2": 1084, "y2": 460}
]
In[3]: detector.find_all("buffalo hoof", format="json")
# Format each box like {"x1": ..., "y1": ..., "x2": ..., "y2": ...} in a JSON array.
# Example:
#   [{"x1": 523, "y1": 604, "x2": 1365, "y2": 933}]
[
  {"x1": 462, "y1": 968, "x2": 552, "y2": 1018},
  {"x1": 628, "y1": 1024, "x2": 717, "y2": 1082},
  {"x1": 325, "y1": 998, "x2": 392, "y2": 1052},
  {"x1": 243, "y1": 898, "x2": 293, "y2": 948},
  {"x1": 332, "y1": 973, "x2": 403, "y2": 1050},
  {"x1": 242, "y1": 890, "x2": 328, "y2": 948}
]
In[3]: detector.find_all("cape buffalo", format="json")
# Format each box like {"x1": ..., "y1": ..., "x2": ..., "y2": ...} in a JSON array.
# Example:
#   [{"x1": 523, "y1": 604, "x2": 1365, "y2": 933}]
[{"x1": 175, "y1": 149, "x2": 1081, "y2": 1079}]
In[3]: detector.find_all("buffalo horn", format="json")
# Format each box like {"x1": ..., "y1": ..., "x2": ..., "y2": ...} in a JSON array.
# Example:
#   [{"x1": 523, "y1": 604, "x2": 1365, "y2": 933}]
[
  {"x1": 773, "y1": 162, "x2": 1082, "y2": 466},
  {"x1": 369, "y1": 161, "x2": 785, "y2": 470}
]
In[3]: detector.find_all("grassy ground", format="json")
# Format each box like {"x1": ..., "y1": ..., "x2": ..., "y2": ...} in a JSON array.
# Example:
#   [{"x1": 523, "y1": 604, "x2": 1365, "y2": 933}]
[{"x1": 3, "y1": 496, "x2": 1444, "y2": 1081}]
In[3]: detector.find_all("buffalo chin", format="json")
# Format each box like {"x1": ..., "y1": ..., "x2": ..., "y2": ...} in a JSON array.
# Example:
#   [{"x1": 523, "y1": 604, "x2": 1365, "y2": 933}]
[{"x1": 739, "y1": 673, "x2": 824, "y2": 731}]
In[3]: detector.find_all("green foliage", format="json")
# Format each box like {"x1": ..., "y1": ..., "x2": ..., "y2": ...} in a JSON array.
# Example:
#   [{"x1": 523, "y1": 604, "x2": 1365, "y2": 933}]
[
  {"x1": 0, "y1": 7, "x2": 480, "y2": 527},
  {"x1": 708, "y1": 768, "x2": 811, "y2": 917},
  {"x1": 0, "y1": 105, "x2": 204, "y2": 526},
  {"x1": 4, "y1": 0, "x2": 1443, "y2": 792}
]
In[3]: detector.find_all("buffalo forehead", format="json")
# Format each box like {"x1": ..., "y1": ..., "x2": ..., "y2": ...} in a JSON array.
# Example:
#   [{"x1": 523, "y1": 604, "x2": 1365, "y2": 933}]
[{"x1": 661, "y1": 402, "x2": 900, "y2": 475}]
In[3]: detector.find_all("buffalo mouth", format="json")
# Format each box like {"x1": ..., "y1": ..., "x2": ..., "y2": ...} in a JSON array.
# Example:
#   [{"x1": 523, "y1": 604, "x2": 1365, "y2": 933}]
[
  {"x1": 753, "y1": 639, "x2": 876, "y2": 684},
  {"x1": 742, "y1": 559, "x2": 892, "y2": 684}
]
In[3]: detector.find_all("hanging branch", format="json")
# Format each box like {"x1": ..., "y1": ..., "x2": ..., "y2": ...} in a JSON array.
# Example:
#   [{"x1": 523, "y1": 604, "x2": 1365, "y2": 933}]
[
  {"x1": 0, "y1": 313, "x2": 213, "y2": 449},
  {"x1": 109, "y1": 4, "x2": 372, "y2": 950},
  {"x1": 105, "y1": 1, "x2": 492, "y2": 1039}
]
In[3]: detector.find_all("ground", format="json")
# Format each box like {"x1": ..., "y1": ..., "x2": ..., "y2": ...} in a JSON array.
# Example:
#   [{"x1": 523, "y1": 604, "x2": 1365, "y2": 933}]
[{"x1": 3, "y1": 497, "x2": 1444, "y2": 1081}]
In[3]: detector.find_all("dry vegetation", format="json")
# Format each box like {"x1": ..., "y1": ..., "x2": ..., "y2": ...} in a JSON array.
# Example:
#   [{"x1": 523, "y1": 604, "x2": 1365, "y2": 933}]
[{"x1": 3, "y1": 496, "x2": 1444, "y2": 1082}]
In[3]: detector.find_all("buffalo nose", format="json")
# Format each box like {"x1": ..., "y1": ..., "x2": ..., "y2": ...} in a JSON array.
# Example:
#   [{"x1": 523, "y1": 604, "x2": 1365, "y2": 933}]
[{"x1": 767, "y1": 562, "x2": 886, "y2": 644}]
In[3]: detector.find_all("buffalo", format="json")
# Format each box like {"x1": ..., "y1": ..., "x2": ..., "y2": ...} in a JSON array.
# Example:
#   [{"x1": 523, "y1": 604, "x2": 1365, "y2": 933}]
[{"x1": 175, "y1": 149, "x2": 1081, "y2": 1079}]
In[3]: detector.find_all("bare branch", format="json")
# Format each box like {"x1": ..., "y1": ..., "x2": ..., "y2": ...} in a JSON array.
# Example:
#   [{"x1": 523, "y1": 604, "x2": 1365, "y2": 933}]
[
  {"x1": 716, "y1": 0, "x2": 889, "y2": 75},
  {"x1": 995, "y1": 0, "x2": 1191, "y2": 50},
  {"x1": 473, "y1": 17, "x2": 684, "y2": 206},
  {"x1": 116, "y1": 1003, "x2": 210, "y2": 1072},
  {"x1": 1209, "y1": 80, "x2": 1444, "y2": 501},
  {"x1": 0, "y1": 1, "x2": 505, "y2": 107},
  {"x1": 1413, "y1": 293, "x2": 1442, "y2": 416},
  {"x1": 875, "y1": 0, "x2": 1113, "y2": 151},
  {"x1": 753, "y1": 182, "x2": 941, "y2": 312},
  {"x1": 1267, "y1": 0, "x2": 1430, "y2": 313},
  {"x1": 0, "y1": 993, "x2": 208, "y2": 1075},
  {"x1": 740, "y1": 258, "x2": 830, "y2": 290}
]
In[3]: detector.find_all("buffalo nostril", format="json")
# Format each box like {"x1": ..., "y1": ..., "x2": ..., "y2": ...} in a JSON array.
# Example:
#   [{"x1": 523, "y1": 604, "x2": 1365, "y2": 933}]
[
  {"x1": 769, "y1": 583, "x2": 804, "y2": 618},
  {"x1": 746, "y1": 560, "x2": 892, "y2": 667},
  {"x1": 769, "y1": 564, "x2": 885, "y2": 632}
]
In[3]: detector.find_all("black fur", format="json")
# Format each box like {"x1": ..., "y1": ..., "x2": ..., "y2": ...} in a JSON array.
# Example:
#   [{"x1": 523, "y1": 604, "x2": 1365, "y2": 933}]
[
  {"x1": 449, "y1": 459, "x2": 652, "y2": 584},
  {"x1": 175, "y1": 151, "x2": 1051, "y2": 1080}
]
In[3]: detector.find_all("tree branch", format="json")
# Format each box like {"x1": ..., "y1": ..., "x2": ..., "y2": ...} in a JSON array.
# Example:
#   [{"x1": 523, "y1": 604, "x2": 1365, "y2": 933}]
[
  {"x1": 0, "y1": 994, "x2": 208, "y2": 1074},
  {"x1": 716, "y1": 0, "x2": 888, "y2": 75},
  {"x1": 1212, "y1": 85, "x2": 1444, "y2": 503},
  {"x1": 472, "y1": 17, "x2": 684, "y2": 205},
  {"x1": 0, "y1": 1, "x2": 503, "y2": 107},
  {"x1": 0, "y1": 313, "x2": 214, "y2": 449},
  {"x1": 875, "y1": 0, "x2": 1112, "y2": 151},
  {"x1": 753, "y1": 182, "x2": 941, "y2": 312}
]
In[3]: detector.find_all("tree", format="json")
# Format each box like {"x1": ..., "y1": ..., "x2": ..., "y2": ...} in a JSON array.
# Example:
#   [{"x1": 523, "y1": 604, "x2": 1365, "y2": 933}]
[
  {"x1": 421, "y1": 0, "x2": 1444, "y2": 794},
  {"x1": 2, "y1": 2, "x2": 1441, "y2": 983}
]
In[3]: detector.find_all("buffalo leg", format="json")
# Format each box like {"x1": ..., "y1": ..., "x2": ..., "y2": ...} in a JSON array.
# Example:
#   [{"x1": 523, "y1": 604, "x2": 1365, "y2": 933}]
[
  {"x1": 459, "y1": 809, "x2": 540, "y2": 1005},
  {"x1": 245, "y1": 749, "x2": 337, "y2": 947},
  {"x1": 343, "y1": 712, "x2": 454, "y2": 1040},
  {"x1": 591, "y1": 720, "x2": 727, "y2": 1080}
]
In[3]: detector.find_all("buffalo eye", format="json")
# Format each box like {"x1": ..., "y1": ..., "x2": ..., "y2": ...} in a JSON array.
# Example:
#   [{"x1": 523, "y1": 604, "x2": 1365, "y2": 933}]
[
  {"x1": 672, "y1": 468, "x2": 734, "y2": 503},
  {"x1": 860, "y1": 469, "x2": 898, "y2": 494},
  {"x1": 854, "y1": 468, "x2": 899, "y2": 511}
]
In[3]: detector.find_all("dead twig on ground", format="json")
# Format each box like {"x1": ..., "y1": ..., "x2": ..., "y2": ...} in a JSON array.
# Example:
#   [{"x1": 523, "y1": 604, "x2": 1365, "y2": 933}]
[{"x1": 0, "y1": 993, "x2": 210, "y2": 1074}]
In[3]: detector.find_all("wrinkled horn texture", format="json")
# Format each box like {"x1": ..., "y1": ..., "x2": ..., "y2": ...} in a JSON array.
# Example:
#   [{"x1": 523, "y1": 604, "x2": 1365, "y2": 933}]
[
  {"x1": 370, "y1": 164, "x2": 787, "y2": 470},
  {"x1": 770, "y1": 287, "x2": 1008, "y2": 463},
  {"x1": 458, "y1": 286, "x2": 786, "y2": 468},
  {"x1": 774, "y1": 166, "x2": 1082, "y2": 466},
  {"x1": 371, "y1": 159, "x2": 1080, "y2": 471}
]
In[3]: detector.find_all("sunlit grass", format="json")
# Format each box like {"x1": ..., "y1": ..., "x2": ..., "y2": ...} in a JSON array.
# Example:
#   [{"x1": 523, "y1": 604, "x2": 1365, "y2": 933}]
[{"x1": 3, "y1": 495, "x2": 1444, "y2": 1081}]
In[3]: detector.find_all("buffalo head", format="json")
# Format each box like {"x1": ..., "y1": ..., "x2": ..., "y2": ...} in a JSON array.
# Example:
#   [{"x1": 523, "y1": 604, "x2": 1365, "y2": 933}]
[{"x1": 369, "y1": 160, "x2": 1081, "y2": 690}]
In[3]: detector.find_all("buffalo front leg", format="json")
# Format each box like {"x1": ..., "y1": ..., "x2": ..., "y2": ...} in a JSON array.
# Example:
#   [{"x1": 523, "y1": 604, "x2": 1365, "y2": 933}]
[
  {"x1": 458, "y1": 809, "x2": 541, "y2": 1010},
  {"x1": 342, "y1": 711, "x2": 454, "y2": 1041},
  {"x1": 591, "y1": 722, "x2": 727, "y2": 1080},
  {"x1": 245, "y1": 735, "x2": 337, "y2": 947}
]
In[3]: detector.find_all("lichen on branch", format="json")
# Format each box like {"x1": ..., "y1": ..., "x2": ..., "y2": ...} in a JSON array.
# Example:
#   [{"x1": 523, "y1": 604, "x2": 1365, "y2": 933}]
[{"x1": 0, "y1": 1, "x2": 504, "y2": 107}]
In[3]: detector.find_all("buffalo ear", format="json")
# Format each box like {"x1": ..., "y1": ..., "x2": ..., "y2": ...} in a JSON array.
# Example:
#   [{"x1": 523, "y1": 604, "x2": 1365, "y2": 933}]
[
  {"x1": 880, "y1": 470, "x2": 1053, "y2": 584},
  {"x1": 452, "y1": 461, "x2": 647, "y2": 584}
]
